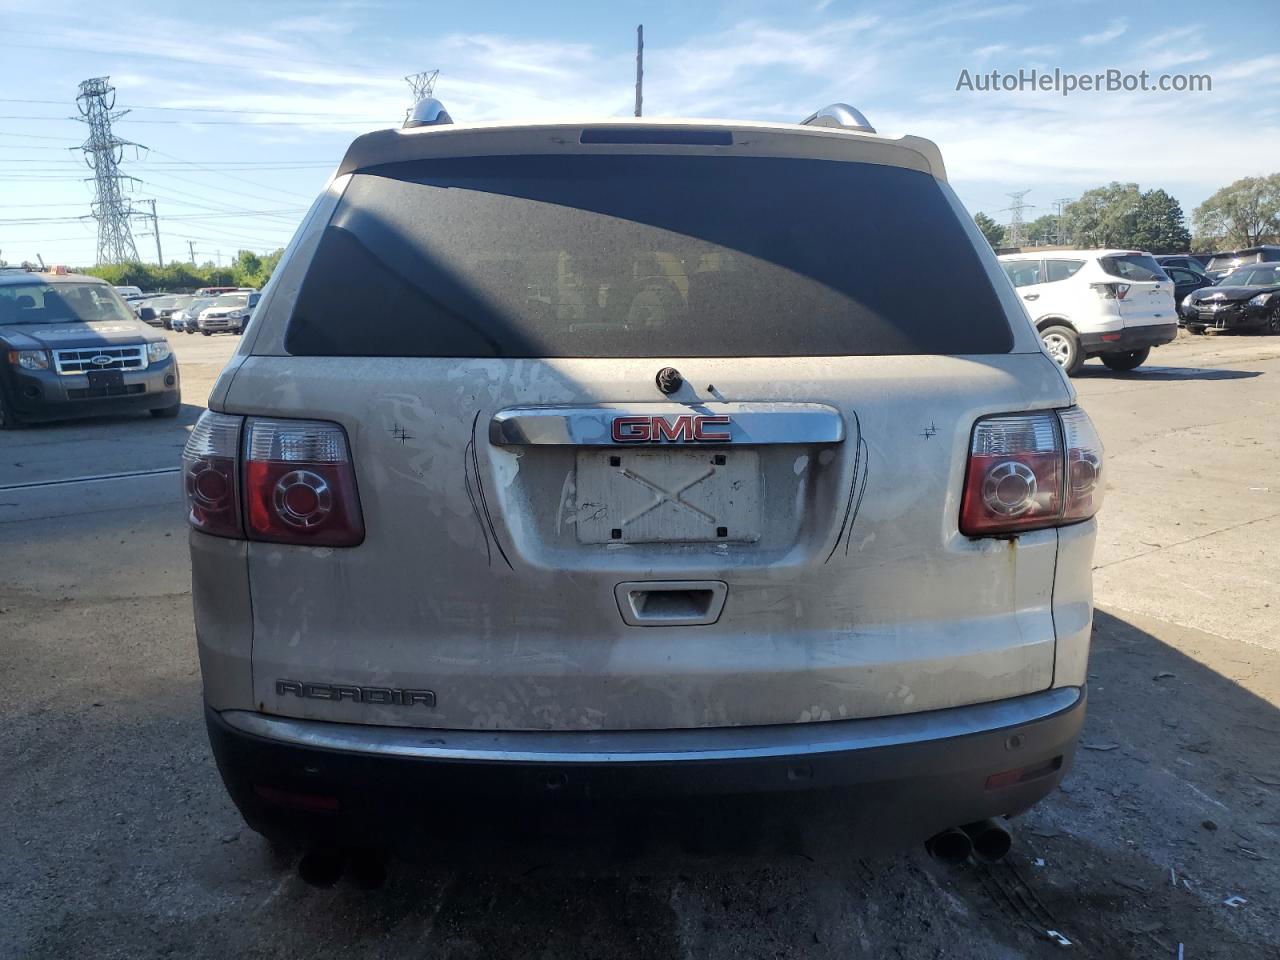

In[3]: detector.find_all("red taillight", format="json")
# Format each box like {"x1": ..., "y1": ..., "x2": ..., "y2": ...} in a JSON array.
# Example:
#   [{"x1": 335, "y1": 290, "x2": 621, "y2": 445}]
[
  {"x1": 960, "y1": 407, "x2": 1104, "y2": 537},
  {"x1": 243, "y1": 418, "x2": 364, "y2": 546},
  {"x1": 1090, "y1": 281, "x2": 1130, "y2": 300},
  {"x1": 181, "y1": 411, "x2": 364, "y2": 546},
  {"x1": 182, "y1": 411, "x2": 243, "y2": 538}
]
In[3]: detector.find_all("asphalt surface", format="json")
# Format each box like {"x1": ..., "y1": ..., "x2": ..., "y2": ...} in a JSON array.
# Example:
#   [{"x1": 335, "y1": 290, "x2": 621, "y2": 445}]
[{"x1": 2, "y1": 330, "x2": 1278, "y2": 958}]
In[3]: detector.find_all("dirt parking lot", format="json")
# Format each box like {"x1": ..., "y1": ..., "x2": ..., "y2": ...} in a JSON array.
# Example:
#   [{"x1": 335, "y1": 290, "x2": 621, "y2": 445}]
[{"x1": 1, "y1": 331, "x2": 1277, "y2": 959}]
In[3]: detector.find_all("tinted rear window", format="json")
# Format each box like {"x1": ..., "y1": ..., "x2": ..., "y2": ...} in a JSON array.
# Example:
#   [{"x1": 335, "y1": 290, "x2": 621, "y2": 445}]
[
  {"x1": 286, "y1": 155, "x2": 1012, "y2": 358},
  {"x1": 1100, "y1": 254, "x2": 1167, "y2": 282}
]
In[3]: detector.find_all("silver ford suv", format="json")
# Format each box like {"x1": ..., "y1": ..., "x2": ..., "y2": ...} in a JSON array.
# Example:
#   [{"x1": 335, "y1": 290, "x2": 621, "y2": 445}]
[{"x1": 185, "y1": 102, "x2": 1102, "y2": 865}]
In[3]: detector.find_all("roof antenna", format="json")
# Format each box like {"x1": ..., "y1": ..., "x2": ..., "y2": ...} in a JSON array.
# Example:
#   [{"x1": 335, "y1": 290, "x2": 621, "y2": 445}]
[
  {"x1": 799, "y1": 103, "x2": 876, "y2": 133},
  {"x1": 403, "y1": 70, "x2": 452, "y2": 128}
]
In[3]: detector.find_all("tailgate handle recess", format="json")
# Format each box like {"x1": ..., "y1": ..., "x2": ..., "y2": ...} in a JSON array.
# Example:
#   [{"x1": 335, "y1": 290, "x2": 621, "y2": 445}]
[{"x1": 614, "y1": 580, "x2": 727, "y2": 627}]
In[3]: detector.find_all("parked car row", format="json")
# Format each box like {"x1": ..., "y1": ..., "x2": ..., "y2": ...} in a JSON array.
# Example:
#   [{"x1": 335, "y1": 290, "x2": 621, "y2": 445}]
[
  {"x1": 1000, "y1": 246, "x2": 1280, "y2": 375},
  {"x1": 171, "y1": 290, "x2": 260, "y2": 335},
  {"x1": 110, "y1": 287, "x2": 260, "y2": 335}
]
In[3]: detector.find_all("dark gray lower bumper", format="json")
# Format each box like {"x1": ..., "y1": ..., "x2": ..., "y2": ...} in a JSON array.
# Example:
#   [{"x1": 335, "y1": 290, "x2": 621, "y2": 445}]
[
  {"x1": 5, "y1": 356, "x2": 179, "y2": 422},
  {"x1": 207, "y1": 687, "x2": 1085, "y2": 850},
  {"x1": 1080, "y1": 322, "x2": 1177, "y2": 353}
]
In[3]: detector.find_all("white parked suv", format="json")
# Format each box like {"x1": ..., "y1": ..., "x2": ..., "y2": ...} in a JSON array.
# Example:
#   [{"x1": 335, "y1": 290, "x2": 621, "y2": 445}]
[
  {"x1": 185, "y1": 101, "x2": 1102, "y2": 874},
  {"x1": 999, "y1": 250, "x2": 1177, "y2": 375}
]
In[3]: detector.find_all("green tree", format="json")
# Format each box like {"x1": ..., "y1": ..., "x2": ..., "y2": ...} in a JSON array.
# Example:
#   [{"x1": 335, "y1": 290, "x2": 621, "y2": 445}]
[
  {"x1": 231, "y1": 250, "x2": 263, "y2": 288},
  {"x1": 1024, "y1": 214, "x2": 1060, "y2": 246},
  {"x1": 1192, "y1": 174, "x2": 1280, "y2": 249},
  {"x1": 75, "y1": 251, "x2": 285, "y2": 292},
  {"x1": 973, "y1": 212, "x2": 1005, "y2": 248},
  {"x1": 1132, "y1": 189, "x2": 1191, "y2": 253},
  {"x1": 1061, "y1": 182, "x2": 1142, "y2": 248}
]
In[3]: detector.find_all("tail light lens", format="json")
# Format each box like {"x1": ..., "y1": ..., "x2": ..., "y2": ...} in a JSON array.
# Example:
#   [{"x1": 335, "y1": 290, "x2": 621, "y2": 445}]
[
  {"x1": 243, "y1": 418, "x2": 364, "y2": 546},
  {"x1": 181, "y1": 411, "x2": 364, "y2": 546},
  {"x1": 1090, "y1": 282, "x2": 1130, "y2": 300},
  {"x1": 182, "y1": 411, "x2": 243, "y2": 538},
  {"x1": 1059, "y1": 407, "x2": 1105, "y2": 522},
  {"x1": 960, "y1": 407, "x2": 1103, "y2": 536}
]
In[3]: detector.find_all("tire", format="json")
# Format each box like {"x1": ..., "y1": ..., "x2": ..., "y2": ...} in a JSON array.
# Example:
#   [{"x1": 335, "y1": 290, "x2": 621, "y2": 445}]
[
  {"x1": 202, "y1": 331, "x2": 212, "y2": 337},
  {"x1": 150, "y1": 400, "x2": 181, "y2": 418},
  {"x1": 1185, "y1": 324, "x2": 1205, "y2": 335},
  {"x1": 1265, "y1": 306, "x2": 1280, "y2": 335},
  {"x1": 1100, "y1": 347, "x2": 1151, "y2": 372},
  {"x1": 1039, "y1": 324, "x2": 1084, "y2": 376}
]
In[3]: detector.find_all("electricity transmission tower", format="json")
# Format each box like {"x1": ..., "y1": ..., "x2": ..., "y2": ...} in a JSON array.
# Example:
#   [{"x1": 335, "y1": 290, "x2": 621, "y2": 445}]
[
  {"x1": 75, "y1": 77, "x2": 144, "y2": 265},
  {"x1": 404, "y1": 70, "x2": 439, "y2": 118},
  {"x1": 1001, "y1": 190, "x2": 1034, "y2": 247}
]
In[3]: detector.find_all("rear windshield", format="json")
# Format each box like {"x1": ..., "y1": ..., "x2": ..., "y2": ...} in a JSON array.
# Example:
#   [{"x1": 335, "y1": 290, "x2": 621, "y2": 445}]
[
  {"x1": 1207, "y1": 251, "x2": 1275, "y2": 272},
  {"x1": 1100, "y1": 254, "x2": 1167, "y2": 282},
  {"x1": 1222, "y1": 265, "x2": 1280, "y2": 286},
  {"x1": 285, "y1": 155, "x2": 1013, "y2": 357}
]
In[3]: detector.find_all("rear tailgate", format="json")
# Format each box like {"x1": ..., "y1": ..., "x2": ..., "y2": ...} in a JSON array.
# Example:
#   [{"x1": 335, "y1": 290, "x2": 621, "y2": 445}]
[
  {"x1": 230, "y1": 133, "x2": 1073, "y2": 732},
  {"x1": 1102, "y1": 253, "x2": 1176, "y2": 328}
]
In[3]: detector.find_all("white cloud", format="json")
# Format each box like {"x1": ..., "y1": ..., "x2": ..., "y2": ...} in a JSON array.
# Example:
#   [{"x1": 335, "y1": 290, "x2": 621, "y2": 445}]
[{"x1": 1080, "y1": 18, "x2": 1128, "y2": 46}]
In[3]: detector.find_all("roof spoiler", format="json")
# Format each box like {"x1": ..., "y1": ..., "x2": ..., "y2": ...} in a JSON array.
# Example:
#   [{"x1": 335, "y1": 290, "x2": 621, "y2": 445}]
[
  {"x1": 799, "y1": 103, "x2": 876, "y2": 134},
  {"x1": 404, "y1": 97, "x2": 453, "y2": 129}
]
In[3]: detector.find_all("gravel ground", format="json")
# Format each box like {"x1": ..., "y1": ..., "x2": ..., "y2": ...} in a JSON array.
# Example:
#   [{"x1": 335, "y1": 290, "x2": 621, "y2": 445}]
[{"x1": 1, "y1": 332, "x2": 1277, "y2": 959}]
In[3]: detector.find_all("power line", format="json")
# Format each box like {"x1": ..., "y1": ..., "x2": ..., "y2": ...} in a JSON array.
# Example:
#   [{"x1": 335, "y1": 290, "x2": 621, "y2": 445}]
[
  {"x1": 142, "y1": 147, "x2": 321, "y2": 201},
  {"x1": 0, "y1": 97, "x2": 396, "y2": 118},
  {"x1": 75, "y1": 76, "x2": 142, "y2": 264},
  {"x1": 0, "y1": 114, "x2": 395, "y2": 126}
]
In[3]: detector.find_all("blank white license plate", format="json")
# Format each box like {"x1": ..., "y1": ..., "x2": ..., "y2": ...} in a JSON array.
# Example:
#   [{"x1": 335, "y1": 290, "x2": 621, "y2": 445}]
[{"x1": 574, "y1": 449, "x2": 761, "y2": 544}]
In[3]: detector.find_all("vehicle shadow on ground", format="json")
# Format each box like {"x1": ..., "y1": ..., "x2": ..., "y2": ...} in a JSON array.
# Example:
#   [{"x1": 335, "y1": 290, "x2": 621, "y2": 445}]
[
  {"x1": 7, "y1": 605, "x2": 1278, "y2": 960},
  {"x1": 12, "y1": 402, "x2": 205, "y2": 433},
  {"x1": 1076, "y1": 365, "x2": 1262, "y2": 381}
]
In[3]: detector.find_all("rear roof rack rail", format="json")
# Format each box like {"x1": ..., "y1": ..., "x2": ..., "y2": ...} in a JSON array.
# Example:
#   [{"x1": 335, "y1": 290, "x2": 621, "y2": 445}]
[{"x1": 799, "y1": 103, "x2": 876, "y2": 134}]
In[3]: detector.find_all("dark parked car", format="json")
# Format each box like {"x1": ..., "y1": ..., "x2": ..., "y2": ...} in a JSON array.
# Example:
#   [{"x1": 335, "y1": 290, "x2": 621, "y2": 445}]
[
  {"x1": 1155, "y1": 254, "x2": 1211, "y2": 272},
  {"x1": 0, "y1": 269, "x2": 181, "y2": 427},
  {"x1": 1204, "y1": 245, "x2": 1280, "y2": 282},
  {"x1": 149, "y1": 295, "x2": 195, "y2": 329},
  {"x1": 1182, "y1": 263, "x2": 1280, "y2": 334},
  {"x1": 1162, "y1": 265, "x2": 1215, "y2": 320}
]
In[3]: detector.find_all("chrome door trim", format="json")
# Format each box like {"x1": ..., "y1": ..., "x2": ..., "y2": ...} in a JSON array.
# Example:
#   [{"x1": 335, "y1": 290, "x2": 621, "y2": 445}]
[{"x1": 489, "y1": 402, "x2": 845, "y2": 446}]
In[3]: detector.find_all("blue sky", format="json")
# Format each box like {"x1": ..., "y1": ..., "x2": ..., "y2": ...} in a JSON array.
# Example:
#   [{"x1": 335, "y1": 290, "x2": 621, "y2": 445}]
[{"x1": 2, "y1": 0, "x2": 1277, "y2": 266}]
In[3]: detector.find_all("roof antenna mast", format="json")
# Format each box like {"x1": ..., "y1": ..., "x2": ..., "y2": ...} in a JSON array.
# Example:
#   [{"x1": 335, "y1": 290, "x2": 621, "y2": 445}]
[{"x1": 634, "y1": 25, "x2": 643, "y2": 117}]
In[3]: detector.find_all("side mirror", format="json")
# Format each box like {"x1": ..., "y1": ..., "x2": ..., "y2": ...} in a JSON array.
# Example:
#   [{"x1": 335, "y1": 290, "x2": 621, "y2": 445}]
[{"x1": 139, "y1": 306, "x2": 156, "y2": 323}]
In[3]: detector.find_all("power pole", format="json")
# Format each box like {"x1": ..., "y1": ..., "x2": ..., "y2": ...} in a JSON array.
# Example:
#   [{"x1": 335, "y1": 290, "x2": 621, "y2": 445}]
[
  {"x1": 188, "y1": 240, "x2": 196, "y2": 265},
  {"x1": 404, "y1": 69, "x2": 439, "y2": 119},
  {"x1": 1053, "y1": 197, "x2": 1074, "y2": 245},
  {"x1": 75, "y1": 77, "x2": 144, "y2": 265},
  {"x1": 134, "y1": 198, "x2": 164, "y2": 267},
  {"x1": 634, "y1": 25, "x2": 644, "y2": 117}
]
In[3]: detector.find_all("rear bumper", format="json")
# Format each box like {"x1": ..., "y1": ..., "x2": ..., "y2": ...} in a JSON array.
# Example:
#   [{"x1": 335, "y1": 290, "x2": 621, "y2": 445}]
[
  {"x1": 1079, "y1": 322, "x2": 1177, "y2": 353},
  {"x1": 207, "y1": 686, "x2": 1085, "y2": 850}
]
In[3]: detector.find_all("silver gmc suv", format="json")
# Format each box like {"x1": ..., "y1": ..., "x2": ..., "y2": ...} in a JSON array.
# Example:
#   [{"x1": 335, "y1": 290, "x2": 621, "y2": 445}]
[{"x1": 185, "y1": 101, "x2": 1102, "y2": 869}]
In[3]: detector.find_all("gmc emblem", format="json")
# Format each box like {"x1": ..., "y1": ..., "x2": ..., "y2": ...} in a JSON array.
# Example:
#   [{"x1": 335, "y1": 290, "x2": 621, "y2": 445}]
[{"x1": 610, "y1": 414, "x2": 732, "y2": 443}]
